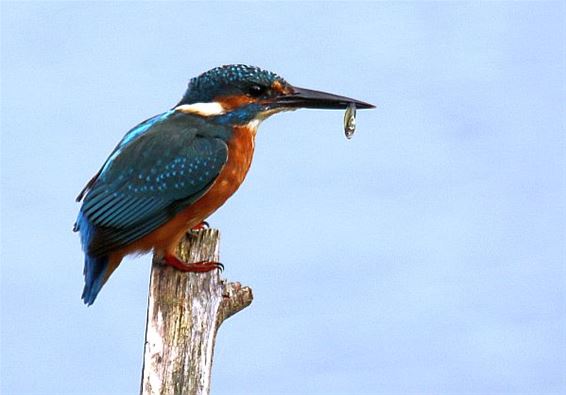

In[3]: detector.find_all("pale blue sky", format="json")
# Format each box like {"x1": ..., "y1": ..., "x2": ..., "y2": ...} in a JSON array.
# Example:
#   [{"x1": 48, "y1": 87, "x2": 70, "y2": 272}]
[{"x1": 1, "y1": 2, "x2": 565, "y2": 394}]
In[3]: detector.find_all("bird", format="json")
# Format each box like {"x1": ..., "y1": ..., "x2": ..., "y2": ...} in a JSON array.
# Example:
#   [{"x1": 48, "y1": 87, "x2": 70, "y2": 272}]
[{"x1": 74, "y1": 64, "x2": 374, "y2": 305}]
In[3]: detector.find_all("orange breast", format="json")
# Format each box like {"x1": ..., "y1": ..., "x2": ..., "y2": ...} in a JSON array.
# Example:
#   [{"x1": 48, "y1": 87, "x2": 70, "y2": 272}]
[{"x1": 117, "y1": 124, "x2": 257, "y2": 258}]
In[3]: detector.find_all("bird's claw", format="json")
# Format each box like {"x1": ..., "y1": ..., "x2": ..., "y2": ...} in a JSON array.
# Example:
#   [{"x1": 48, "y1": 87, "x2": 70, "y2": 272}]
[{"x1": 163, "y1": 254, "x2": 223, "y2": 273}]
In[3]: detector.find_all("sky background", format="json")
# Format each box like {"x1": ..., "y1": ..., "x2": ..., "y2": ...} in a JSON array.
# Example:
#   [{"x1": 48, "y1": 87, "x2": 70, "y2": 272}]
[{"x1": 1, "y1": 2, "x2": 565, "y2": 394}]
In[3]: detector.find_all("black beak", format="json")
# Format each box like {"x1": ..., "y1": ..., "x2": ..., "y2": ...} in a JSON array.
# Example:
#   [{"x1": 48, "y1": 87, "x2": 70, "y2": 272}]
[{"x1": 275, "y1": 86, "x2": 375, "y2": 110}]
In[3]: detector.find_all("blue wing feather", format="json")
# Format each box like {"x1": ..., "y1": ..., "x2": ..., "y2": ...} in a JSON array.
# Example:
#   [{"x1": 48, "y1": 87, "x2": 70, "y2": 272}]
[
  {"x1": 75, "y1": 111, "x2": 175, "y2": 203},
  {"x1": 76, "y1": 111, "x2": 230, "y2": 257}
]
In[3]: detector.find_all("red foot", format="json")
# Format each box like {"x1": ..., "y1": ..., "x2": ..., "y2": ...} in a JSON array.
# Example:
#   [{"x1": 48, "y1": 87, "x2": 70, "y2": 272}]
[
  {"x1": 163, "y1": 254, "x2": 223, "y2": 272},
  {"x1": 190, "y1": 221, "x2": 209, "y2": 232}
]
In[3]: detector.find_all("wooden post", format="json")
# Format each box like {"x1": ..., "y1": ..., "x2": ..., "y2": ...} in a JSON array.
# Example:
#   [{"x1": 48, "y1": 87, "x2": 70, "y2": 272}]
[{"x1": 140, "y1": 229, "x2": 253, "y2": 395}]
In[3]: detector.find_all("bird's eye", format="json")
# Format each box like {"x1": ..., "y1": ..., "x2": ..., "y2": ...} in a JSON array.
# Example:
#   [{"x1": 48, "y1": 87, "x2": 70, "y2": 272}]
[{"x1": 248, "y1": 84, "x2": 266, "y2": 97}]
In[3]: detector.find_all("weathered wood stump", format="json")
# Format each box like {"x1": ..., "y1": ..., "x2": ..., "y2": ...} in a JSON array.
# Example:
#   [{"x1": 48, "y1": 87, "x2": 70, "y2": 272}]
[{"x1": 140, "y1": 229, "x2": 253, "y2": 395}]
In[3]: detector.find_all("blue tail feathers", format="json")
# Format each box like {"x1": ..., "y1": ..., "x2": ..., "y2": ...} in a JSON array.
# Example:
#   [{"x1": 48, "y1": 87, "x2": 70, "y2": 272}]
[
  {"x1": 81, "y1": 254, "x2": 109, "y2": 305},
  {"x1": 75, "y1": 210, "x2": 108, "y2": 305}
]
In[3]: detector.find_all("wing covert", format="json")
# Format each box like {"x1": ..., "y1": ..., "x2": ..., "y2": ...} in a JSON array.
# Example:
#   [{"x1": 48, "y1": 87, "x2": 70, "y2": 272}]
[{"x1": 79, "y1": 113, "x2": 229, "y2": 256}]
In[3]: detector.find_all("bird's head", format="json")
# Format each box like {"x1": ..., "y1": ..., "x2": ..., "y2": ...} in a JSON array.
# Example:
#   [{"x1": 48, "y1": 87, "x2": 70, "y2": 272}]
[{"x1": 175, "y1": 64, "x2": 374, "y2": 127}]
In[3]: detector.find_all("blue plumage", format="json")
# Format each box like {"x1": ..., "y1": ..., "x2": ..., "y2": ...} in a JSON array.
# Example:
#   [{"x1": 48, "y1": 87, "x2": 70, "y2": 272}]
[
  {"x1": 75, "y1": 211, "x2": 108, "y2": 305},
  {"x1": 77, "y1": 111, "x2": 230, "y2": 255},
  {"x1": 98, "y1": 111, "x2": 175, "y2": 175},
  {"x1": 180, "y1": 64, "x2": 284, "y2": 104}
]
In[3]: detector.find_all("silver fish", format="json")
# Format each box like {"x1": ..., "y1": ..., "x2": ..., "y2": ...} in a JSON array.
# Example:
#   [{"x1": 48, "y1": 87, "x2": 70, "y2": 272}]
[{"x1": 344, "y1": 103, "x2": 356, "y2": 139}]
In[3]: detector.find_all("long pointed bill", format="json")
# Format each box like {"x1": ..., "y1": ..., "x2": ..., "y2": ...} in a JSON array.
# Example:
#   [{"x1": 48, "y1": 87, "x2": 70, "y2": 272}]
[{"x1": 275, "y1": 86, "x2": 375, "y2": 110}]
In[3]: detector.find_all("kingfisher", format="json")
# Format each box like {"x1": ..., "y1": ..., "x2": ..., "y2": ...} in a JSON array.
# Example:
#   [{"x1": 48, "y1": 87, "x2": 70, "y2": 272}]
[{"x1": 75, "y1": 64, "x2": 374, "y2": 305}]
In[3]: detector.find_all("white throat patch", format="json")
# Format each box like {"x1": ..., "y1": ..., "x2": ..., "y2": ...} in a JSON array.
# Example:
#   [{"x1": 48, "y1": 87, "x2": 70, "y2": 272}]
[
  {"x1": 175, "y1": 102, "x2": 226, "y2": 116},
  {"x1": 246, "y1": 119, "x2": 261, "y2": 131}
]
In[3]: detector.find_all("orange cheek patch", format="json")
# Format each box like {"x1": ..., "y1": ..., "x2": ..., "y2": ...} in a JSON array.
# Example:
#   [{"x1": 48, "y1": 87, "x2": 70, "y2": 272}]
[
  {"x1": 272, "y1": 80, "x2": 292, "y2": 95},
  {"x1": 215, "y1": 95, "x2": 255, "y2": 111}
]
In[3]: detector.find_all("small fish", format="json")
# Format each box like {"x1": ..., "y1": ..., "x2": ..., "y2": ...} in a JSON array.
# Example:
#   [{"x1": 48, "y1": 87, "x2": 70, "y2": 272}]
[{"x1": 344, "y1": 103, "x2": 356, "y2": 139}]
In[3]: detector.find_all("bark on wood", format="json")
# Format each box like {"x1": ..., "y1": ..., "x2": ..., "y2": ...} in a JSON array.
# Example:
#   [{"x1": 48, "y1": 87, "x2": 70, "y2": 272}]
[{"x1": 140, "y1": 229, "x2": 253, "y2": 395}]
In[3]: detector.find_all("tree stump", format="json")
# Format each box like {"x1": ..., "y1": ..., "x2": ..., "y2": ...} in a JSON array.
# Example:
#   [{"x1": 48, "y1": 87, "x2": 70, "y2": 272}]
[{"x1": 140, "y1": 229, "x2": 253, "y2": 395}]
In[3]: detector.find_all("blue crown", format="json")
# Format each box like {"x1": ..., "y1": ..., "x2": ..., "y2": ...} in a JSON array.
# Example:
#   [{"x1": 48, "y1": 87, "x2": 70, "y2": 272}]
[{"x1": 179, "y1": 64, "x2": 287, "y2": 104}]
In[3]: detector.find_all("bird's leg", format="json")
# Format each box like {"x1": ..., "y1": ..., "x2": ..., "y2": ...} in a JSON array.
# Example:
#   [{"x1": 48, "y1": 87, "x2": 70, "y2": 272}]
[{"x1": 163, "y1": 254, "x2": 224, "y2": 273}]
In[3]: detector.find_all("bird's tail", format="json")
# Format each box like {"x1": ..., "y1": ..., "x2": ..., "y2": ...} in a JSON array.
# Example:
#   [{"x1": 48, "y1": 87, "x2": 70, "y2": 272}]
[
  {"x1": 82, "y1": 254, "x2": 109, "y2": 306},
  {"x1": 75, "y1": 210, "x2": 115, "y2": 305}
]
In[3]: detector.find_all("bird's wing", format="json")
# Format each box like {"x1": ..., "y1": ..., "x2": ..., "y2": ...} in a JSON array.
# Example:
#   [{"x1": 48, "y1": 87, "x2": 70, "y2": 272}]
[
  {"x1": 76, "y1": 112, "x2": 176, "y2": 203},
  {"x1": 78, "y1": 112, "x2": 229, "y2": 257}
]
